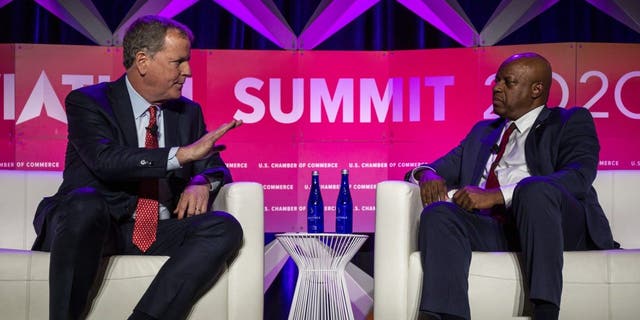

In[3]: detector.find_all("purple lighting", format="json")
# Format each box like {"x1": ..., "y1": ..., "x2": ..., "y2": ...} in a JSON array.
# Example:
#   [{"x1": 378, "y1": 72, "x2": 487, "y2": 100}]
[
  {"x1": 586, "y1": 0, "x2": 640, "y2": 34},
  {"x1": 298, "y1": 0, "x2": 380, "y2": 50},
  {"x1": 480, "y1": 0, "x2": 560, "y2": 46},
  {"x1": 396, "y1": 0, "x2": 478, "y2": 47},
  {"x1": 158, "y1": 0, "x2": 199, "y2": 18},
  {"x1": 28, "y1": 0, "x2": 640, "y2": 49},
  {"x1": 35, "y1": 0, "x2": 112, "y2": 45},
  {"x1": 113, "y1": 0, "x2": 201, "y2": 46},
  {"x1": 214, "y1": 0, "x2": 296, "y2": 49},
  {"x1": 0, "y1": 0, "x2": 13, "y2": 10}
]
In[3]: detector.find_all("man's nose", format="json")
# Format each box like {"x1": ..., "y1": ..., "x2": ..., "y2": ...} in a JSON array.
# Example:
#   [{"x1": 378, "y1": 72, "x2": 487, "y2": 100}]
[
  {"x1": 182, "y1": 62, "x2": 192, "y2": 77},
  {"x1": 492, "y1": 82, "x2": 502, "y2": 93}
]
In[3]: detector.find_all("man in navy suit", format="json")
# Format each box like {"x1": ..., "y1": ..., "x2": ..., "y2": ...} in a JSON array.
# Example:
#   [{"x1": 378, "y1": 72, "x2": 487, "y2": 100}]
[
  {"x1": 32, "y1": 16, "x2": 242, "y2": 320},
  {"x1": 410, "y1": 53, "x2": 616, "y2": 320}
]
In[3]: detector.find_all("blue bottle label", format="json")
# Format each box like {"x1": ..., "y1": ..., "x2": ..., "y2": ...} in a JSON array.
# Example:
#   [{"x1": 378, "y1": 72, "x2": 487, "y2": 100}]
[
  {"x1": 307, "y1": 171, "x2": 324, "y2": 233},
  {"x1": 336, "y1": 205, "x2": 353, "y2": 233},
  {"x1": 308, "y1": 216, "x2": 323, "y2": 233}
]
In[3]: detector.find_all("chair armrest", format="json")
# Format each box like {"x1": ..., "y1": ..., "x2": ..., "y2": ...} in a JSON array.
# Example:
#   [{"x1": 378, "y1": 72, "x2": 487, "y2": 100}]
[
  {"x1": 374, "y1": 180, "x2": 422, "y2": 320},
  {"x1": 213, "y1": 182, "x2": 264, "y2": 320}
]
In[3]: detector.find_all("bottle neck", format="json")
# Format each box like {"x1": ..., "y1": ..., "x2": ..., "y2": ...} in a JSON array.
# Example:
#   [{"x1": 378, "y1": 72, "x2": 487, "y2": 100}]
[
  {"x1": 340, "y1": 174, "x2": 349, "y2": 186},
  {"x1": 310, "y1": 176, "x2": 321, "y2": 197},
  {"x1": 339, "y1": 174, "x2": 350, "y2": 197}
]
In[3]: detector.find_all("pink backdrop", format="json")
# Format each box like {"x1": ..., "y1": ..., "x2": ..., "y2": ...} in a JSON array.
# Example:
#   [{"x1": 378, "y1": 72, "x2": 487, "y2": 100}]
[{"x1": 1, "y1": 43, "x2": 639, "y2": 232}]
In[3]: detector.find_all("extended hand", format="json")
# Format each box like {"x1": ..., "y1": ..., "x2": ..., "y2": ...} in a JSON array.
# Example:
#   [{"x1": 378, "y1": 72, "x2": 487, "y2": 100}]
[
  {"x1": 418, "y1": 170, "x2": 448, "y2": 206},
  {"x1": 174, "y1": 175, "x2": 210, "y2": 219},
  {"x1": 176, "y1": 119, "x2": 242, "y2": 164},
  {"x1": 452, "y1": 186, "x2": 504, "y2": 211}
]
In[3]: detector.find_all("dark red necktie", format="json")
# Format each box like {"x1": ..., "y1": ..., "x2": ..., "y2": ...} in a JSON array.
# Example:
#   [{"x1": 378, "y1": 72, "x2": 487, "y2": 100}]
[
  {"x1": 485, "y1": 123, "x2": 517, "y2": 189},
  {"x1": 485, "y1": 122, "x2": 516, "y2": 222},
  {"x1": 132, "y1": 106, "x2": 159, "y2": 252}
]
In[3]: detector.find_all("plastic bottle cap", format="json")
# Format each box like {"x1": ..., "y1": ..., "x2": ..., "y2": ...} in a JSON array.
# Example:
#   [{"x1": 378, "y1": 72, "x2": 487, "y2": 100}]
[
  {"x1": 341, "y1": 169, "x2": 348, "y2": 174},
  {"x1": 312, "y1": 170, "x2": 319, "y2": 175}
]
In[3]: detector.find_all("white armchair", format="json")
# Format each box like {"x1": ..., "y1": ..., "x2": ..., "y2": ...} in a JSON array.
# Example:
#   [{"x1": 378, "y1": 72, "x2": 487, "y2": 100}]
[
  {"x1": 0, "y1": 170, "x2": 264, "y2": 320},
  {"x1": 374, "y1": 170, "x2": 640, "y2": 320}
]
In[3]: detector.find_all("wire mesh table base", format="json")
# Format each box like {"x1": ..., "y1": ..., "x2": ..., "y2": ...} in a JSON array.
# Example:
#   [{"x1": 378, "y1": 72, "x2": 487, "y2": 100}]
[{"x1": 276, "y1": 233, "x2": 368, "y2": 320}]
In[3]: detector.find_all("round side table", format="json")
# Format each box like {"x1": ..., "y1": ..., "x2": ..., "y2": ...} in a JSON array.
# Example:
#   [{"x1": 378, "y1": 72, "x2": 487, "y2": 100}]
[{"x1": 276, "y1": 232, "x2": 368, "y2": 320}]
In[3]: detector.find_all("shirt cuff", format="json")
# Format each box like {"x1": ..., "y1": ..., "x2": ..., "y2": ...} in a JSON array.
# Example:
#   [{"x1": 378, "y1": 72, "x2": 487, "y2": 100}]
[
  {"x1": 208, "y1": 180, "x2": 221, "y2": 192},
  {"x1": 500, "y1": 183, "x2": 517, "y2": 208},
  {"x1": 201, "y1": 174, "x2": 222, "y2": 191},
  {"x1": 409, "y1": 165, "x2": 435, "y2": 184},
  {"x1": 167, "y1": 147, "x2": 181, "y2": 170}
]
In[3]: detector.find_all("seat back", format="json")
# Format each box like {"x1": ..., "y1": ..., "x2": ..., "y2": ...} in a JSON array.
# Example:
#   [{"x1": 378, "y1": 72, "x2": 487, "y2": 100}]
[
  {"x1": 0, "y1": 170, "x2": 62, "y2": 250},
  {"x1": 592, "y1": 170, "x2": 640, "y2": 248}
]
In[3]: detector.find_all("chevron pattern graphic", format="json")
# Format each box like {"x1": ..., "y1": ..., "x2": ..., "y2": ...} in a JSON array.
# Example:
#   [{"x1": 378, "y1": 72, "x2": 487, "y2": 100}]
[{"x1": 2, "y1": 0, "x2": 638, "y2": 49}]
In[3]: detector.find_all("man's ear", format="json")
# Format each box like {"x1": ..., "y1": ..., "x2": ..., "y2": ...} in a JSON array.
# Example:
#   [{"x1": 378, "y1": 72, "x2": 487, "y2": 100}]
[
  {"x1": 134, "y1": 51, "x2": 149, "y2": 76},
  {"x1": 531, "y1": 81, "x2": 543, "y2": 99}
]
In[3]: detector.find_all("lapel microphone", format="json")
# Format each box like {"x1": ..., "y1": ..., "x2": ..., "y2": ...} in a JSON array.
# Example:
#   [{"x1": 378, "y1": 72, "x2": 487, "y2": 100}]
[
  {"x1": 490, "y1": 144, "x2": 499, "y2": 154},
  {"x1": 147, "y1": 123, "x2": 159, "y2": 137}
]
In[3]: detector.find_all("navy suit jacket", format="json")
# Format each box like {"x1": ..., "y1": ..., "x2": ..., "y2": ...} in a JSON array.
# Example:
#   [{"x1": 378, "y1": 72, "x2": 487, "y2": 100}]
[
  {"x1": 32, "y1": 76, "x2": 231, "y2": 249},
  {"x1": 428, "y1": 106, "x2": 616, "y2": 249}
]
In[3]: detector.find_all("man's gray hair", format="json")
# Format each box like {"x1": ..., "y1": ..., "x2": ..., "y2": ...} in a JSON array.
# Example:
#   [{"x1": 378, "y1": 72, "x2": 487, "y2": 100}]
[{"x1": 122, "y1": 15, "x2": 193, "y2": 69}]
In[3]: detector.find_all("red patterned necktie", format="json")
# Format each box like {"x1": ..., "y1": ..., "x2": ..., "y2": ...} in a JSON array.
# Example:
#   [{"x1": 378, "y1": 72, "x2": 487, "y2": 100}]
[{"x1": 132, "y1": 106, "x2": 159, "y2": 252}]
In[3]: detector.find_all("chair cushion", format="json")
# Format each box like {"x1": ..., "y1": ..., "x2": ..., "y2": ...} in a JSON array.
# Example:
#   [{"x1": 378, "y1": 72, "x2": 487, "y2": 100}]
[
  {"x1": 0, "y1": 249, "x2": 229, "y2": 320},
  {"x1": 408, "y1": 249, "x2": 640, "y2": 319}
]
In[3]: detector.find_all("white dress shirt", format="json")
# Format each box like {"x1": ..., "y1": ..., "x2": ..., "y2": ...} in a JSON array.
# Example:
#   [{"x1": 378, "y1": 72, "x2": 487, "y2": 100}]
[
  {"x1": 126, "y1": 76, "x2": 180, "y2": 220},
  {"x1": 479, "y1": 105, "x2": 544, "y2": 207}
]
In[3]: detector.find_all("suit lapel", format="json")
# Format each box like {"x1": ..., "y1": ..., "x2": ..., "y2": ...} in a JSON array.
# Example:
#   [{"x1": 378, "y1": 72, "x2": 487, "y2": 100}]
[
  {"x1": 525, "y1": 107, "x2": 551, "y2": 175},
  {"x1": 471, "y1": 119, "x2": 506, "y2": 185},
  {"x1": 162, "y1": 102, "x2": 181, "y2": 147},
  {"x1": 161, "y1": 102, "x2": 186, "y2": 182},
  {"x1": 109, "y1": 77, "x2": 138, "y2": 147}
]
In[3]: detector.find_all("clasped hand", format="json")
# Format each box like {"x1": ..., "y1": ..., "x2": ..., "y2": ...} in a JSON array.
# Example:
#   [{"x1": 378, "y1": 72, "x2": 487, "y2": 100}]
[
  {"x1": 174, "y1": 175, "x2": 210, "y2": 219},
  {"x1": 419, "y1": 170, "x2": 504, "y2": 211}
]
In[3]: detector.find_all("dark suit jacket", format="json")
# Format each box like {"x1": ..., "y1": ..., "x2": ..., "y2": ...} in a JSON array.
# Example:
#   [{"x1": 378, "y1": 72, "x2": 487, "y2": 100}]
[
  {"x1": 426, "y1": 106, "x2": 615, "y2": 249},
  {"x1": 32, "y1": 76, "x2": 231, "y2": 250}
]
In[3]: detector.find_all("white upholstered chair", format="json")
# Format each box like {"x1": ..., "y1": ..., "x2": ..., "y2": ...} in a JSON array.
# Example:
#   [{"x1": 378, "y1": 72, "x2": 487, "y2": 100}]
[
  {"x1": 374, "y1": 170, "x2": 640, "y2": 320},
  {"x1": 0, "y1": 170, "x2": 264, "y2": 320}
]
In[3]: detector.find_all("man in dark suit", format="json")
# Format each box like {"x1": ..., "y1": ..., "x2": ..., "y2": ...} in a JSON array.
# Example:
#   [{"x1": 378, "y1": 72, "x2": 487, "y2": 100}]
[
  {"x1": 409, "y1": 53, "x2": 616, "y2": 320},
  {"x1": 32, "y1": 15, "x2": 243, "y2": 320}
]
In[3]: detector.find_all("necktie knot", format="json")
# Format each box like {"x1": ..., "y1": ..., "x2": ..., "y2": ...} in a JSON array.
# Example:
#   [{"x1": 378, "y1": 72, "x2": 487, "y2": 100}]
[
  {"x1": 144, "y1": 106, "x2": 159, "y2": 149},
  {"x1": 504, "y1": 122, "x2": 517, "y2": 139},
  {"x1": 148, "y1": 105, "x2": 157, "y2": 119},
  {"x1": 146, "y1": 106, "x2": 158, "y2": 140}
]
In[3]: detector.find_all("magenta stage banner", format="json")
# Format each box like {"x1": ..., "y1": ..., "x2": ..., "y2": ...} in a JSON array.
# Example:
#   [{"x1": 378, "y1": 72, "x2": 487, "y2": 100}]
[
  {"x1": 0, "y1": 44, "x2": 15, "y2": 169},
  {"x1": 1, "y1": 43, "x2": 639, "y2": 232}
]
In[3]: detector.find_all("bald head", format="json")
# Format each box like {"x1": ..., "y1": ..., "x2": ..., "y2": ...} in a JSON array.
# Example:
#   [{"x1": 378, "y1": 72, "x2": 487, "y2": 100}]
[
  {"x1": 501, "y1": 52, "x2": 552, "y2": 102},
  {"x1": 492, "y1": 52, "x2": 553, "y2": 120}
]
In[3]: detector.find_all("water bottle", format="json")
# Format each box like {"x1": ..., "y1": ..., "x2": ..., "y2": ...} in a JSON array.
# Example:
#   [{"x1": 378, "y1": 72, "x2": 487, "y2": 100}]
[
  {"x1": 307, "y1": 170, "x2": 324, "y2": 233},
  {"x1": 336, "y1": 169, "x2": 353, "y2": 234}
]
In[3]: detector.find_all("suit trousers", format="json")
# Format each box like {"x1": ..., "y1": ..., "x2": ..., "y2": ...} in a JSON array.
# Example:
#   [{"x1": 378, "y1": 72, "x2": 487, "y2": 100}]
[
  {"x1": 39, "y1": 187, "x2": 243, "y2": 320},
  {"x1": 418, "y1": 176, "x2": 595, "y2": 320}
]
